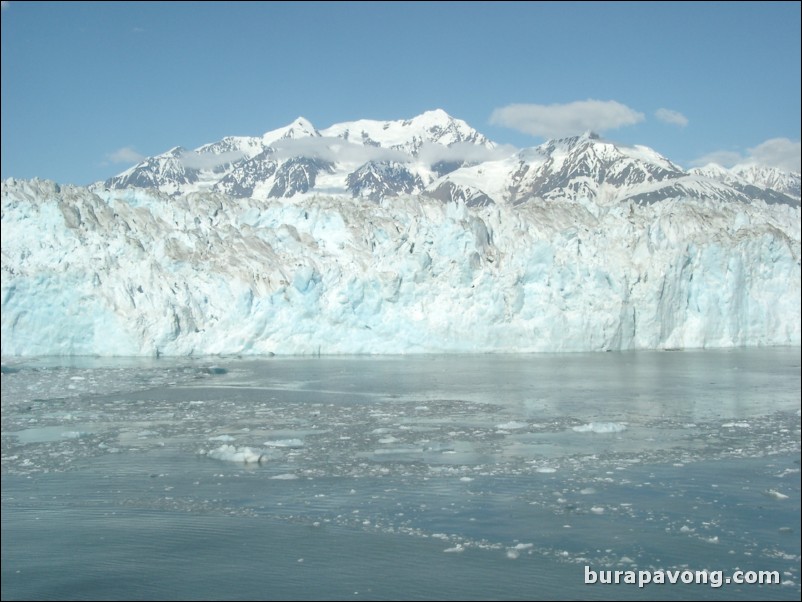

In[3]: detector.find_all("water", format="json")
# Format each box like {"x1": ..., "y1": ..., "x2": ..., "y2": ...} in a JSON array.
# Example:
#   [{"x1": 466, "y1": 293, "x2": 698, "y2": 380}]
[{"x1": 2, "y1": 349, "x2": 800, "y2": 600}]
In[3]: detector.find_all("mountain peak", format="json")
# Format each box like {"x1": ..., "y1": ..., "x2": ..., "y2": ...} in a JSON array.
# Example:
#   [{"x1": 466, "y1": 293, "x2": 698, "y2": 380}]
[
  {"x1": 730, "y1": 163, "x2": 801, "y2": 199},
  {"x1": 543, "y1": 131, "x2": 605, "y2": 152},
  {"x1": 261, "y1": 117, "x2": 320, "y2": 146},
  {"x1": 320, "y1": 110, "x2": 494, "y2": 156},
  {"x1": 291, "y1": 116, "x2": 314, "y2": 129},
  {"x1": 414, "y1": 108, "x2": 454, "y2": 124}
]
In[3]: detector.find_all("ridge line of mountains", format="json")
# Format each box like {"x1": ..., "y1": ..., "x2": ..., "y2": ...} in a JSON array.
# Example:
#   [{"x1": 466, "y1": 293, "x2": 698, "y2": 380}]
[{"x1": 97, "y1": 108, "x2": 800, "y2": 207}]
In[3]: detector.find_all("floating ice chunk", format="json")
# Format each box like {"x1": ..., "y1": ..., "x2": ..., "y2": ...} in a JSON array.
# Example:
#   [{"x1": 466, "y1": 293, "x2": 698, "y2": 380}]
[
  {"x1": 373, "y1": 446, "x2": 422, "y2": 455},
  {"x1": 263, "y1": 438, "x2": 304, "y2": 448},
  {"x1": 536, "y1": 467, "x2": 557, "y2": 473},
  {"x1": 590, "y1": 506, "x2": 605, "y2": 514},
  {"x1": 764, "y1": 489, "x2": 790, "y2": 500},
  {"x1": 209, "y1": 435, "x2": 236, "y2": 442},
  {"x1": 444, "y1": 545, "x2": 464, "y2": 553},
  {"x1": 496, "y1": 421, "x2": 528, "y2": 430},
  {"x1": 722, "y1": 422, "x2": 751, "y2": 428},
  {"x1": 459, "y1": 477, "x2": 474, "y2": 482},
  {"x1": 204, "y1": 444, "x2": 266, "y2": 464},
  {"x1": 422, "y1": 442, "x2": 455, "y2": 453},
  {"x1": 572, "y1": 422, "x2": 627, "y2": 434},
  {"x1": 378, "y1": 436, "x2": 400, "y2": 444},
  {"x1": 619, "y1": 556, "x2": 635, "y2": 564},
  {"x1": 270, "y1": 473, "x2": 299, "y2": 480},
  {"x1": 61, "y1": 431, "x2": 90, "y2": 439}
]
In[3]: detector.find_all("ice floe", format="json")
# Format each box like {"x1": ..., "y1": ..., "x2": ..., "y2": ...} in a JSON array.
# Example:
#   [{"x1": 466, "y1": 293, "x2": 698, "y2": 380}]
[
  {"x1": 202, "y1": 444, "x2": 267, "y2": 464},
  {"x1": 572, "y1": 422, "x2": 628, "y2": 434}
]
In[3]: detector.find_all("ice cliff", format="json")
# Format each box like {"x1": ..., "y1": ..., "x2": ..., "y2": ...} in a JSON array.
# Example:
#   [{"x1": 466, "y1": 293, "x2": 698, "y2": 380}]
[{"x1": 2, "y1": 178, "x2": 799, "y2": 356}]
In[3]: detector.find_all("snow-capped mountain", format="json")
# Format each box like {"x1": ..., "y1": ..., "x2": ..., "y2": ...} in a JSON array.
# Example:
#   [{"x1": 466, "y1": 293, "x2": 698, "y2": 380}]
[
  {"x1": 320, "y1": 108, "x2": 495, "y2": 156},
  {"x1": 345, "y1": 161, "x2": 424, "y2": 202},
  {"x1": 104, "y1": 146, "x2": 202, "y2": 195},
  {"x1": 689, "y1": 163, "x2": 801, "y2": 204},
  {"x1": 100, "y1": 113, "x2": 800, "y2": 209},
  {"x1": 261, "y1": 116, "x2": 322, "y2": 145},
  {"x1": 431, "y1": 132, "x2": 800, "y2": 208},
  {"x1": 102, "y1": 109, "x2": 498, "y2": 201},
  {"x1": 730, "y1": 164, "x2": 800, "y2": 200}
]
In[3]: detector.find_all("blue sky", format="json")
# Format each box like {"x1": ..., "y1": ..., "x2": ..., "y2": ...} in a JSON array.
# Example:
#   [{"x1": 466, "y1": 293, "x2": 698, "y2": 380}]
[{"x1": 2, "y1": 1, "x2": 800, "y2": 185}]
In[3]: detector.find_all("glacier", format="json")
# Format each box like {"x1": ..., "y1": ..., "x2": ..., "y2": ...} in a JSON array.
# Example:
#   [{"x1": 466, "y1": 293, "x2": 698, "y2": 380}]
[{"x1": 2, "y1": 177, "x2": 799, "y2": 356}]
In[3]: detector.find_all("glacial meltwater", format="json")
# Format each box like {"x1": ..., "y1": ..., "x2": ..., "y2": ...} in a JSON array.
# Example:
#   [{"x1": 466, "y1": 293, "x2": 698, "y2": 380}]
[{"x1": 2, "y1": 349, "x2": 800, "y2": 600}]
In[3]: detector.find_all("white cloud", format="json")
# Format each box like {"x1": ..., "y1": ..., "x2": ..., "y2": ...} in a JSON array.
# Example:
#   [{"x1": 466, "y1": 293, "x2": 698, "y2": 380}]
[
  {"x1": 270, "y1": 136, "x2": 409, "y2": 164},
  {"x1": 691, "y1": 138, "x2": 801, "y2": 172},
  {"x1": 416, "y1": 141, "x2": 518, "y2": 165},
  {"x1": 106, "y1": 147, "x2": 145, "y2": 164},
  {"x1": 655, "y1": 108, "x2": 688, "y2": 127},
  {"x1": 490, "y1": 100, "x2": 645, "y2": 139},
  {"x1": 745, "y1": 138, "x2": 801, "y2": 172},
  {"x1": 690, "y1": 150, "x2": 744, "y2": 169},
  {"x1": 104, "y1": 137, "x2": 519, "y2": 175},
  {"x1": 269, "y1": 137, "x2": 518, "y2": 166},
  {"x1": 179, "y1": 149, "x2": 246, "y2": 170}
]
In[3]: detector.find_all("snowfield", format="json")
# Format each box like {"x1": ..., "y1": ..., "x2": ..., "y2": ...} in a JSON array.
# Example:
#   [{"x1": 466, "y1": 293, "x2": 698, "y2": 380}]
[{"x1": 2, "y1": 177, "x2": 799, "y2": 356}]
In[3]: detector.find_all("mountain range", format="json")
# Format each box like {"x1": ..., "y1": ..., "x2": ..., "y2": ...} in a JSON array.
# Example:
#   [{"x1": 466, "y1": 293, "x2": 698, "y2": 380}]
[{"x1": 99, "y1": 109, "x2": 801, "y2": 207}]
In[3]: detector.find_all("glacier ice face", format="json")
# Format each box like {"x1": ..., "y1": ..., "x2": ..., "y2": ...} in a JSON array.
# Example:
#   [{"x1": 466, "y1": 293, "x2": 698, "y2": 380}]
[{"x1": 1, "y1": 178, "x2": 800, "y2": 356}]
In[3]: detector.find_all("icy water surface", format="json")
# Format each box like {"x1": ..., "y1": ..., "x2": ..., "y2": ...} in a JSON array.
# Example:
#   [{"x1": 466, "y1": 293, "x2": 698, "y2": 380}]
[{"x1": 2, "y1": 349, "x2": 800, "y2": 600}]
